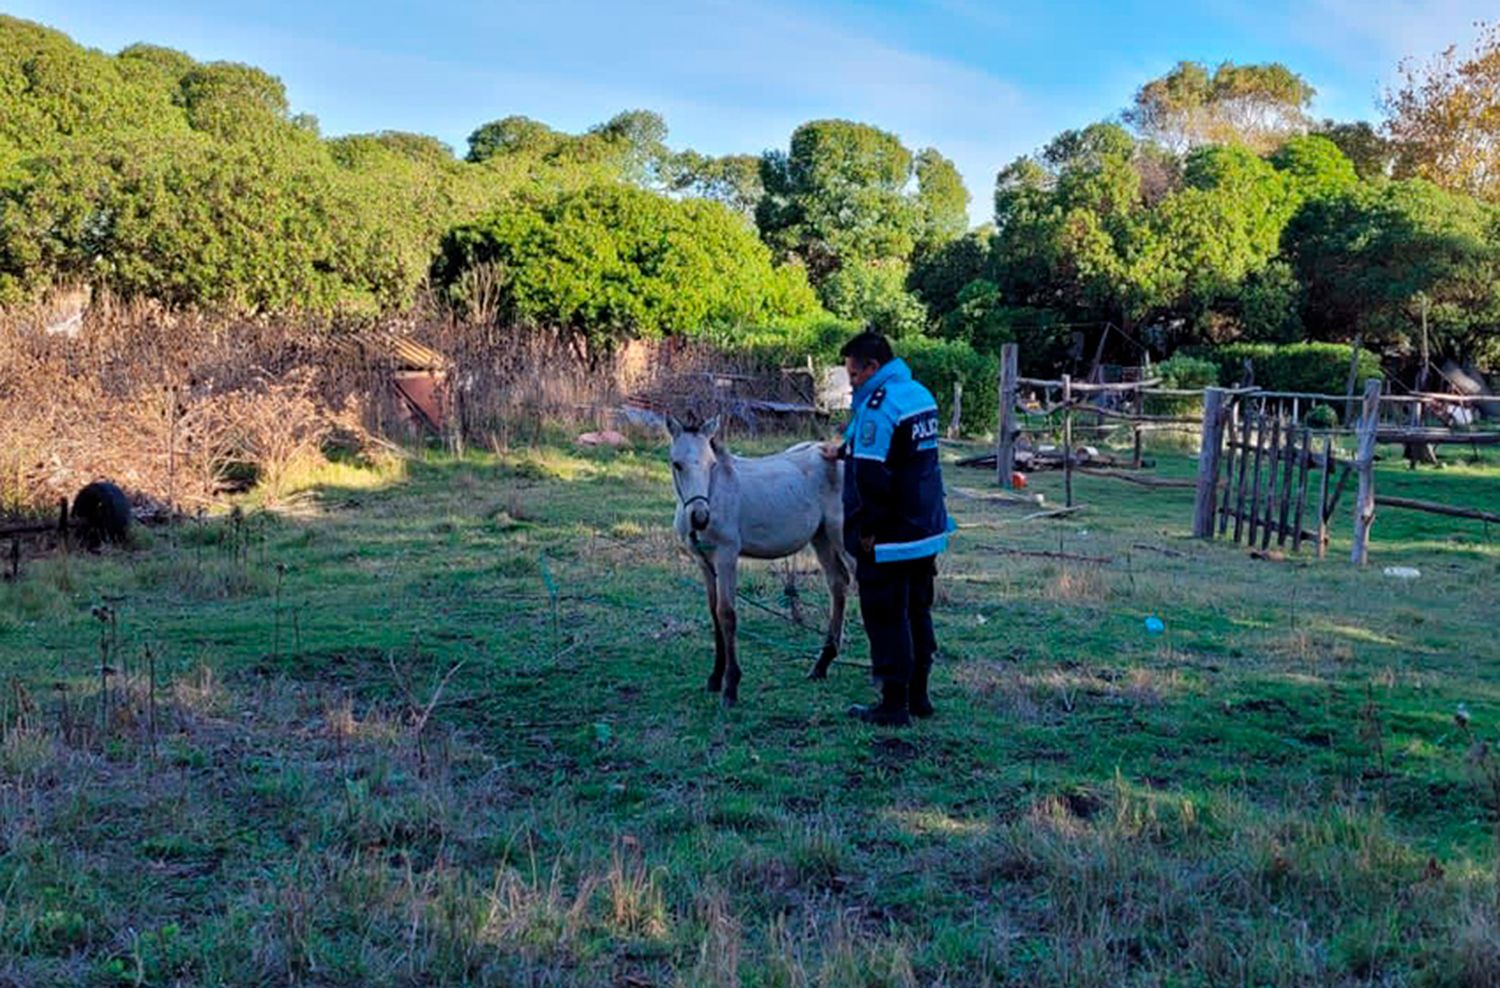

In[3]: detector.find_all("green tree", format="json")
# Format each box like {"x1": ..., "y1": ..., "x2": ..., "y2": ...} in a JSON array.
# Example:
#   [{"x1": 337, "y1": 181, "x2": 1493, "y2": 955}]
[
  {"x1": 757, "y1": 120, "x2": 964, "y2": 285},
  {"x1": 1315, "y1": 120, "x2": 1395, "y2": 180},
  {"x1": 465, "y1": 115, "x2": 563, "y2": 163},
  {"x1": 433, "y1": 185, "x2": 822, "y2": 352},
  {"x1": 1284, "y1": 179, "x2": 1500, "y2": 362},
  {"x1": 907, "y1": 230, "x2": 991, "y2": 322},
  {"x1": 913, "y1": 148, "x2": 970, "y2": 252},
  {"x1": 1270, "y1": 135, "x2": 1359, "y2": 199},
  {"x1": 665, "y1": 151, "x2": 763, "y2": 217},
  {"x1": 818, "y1": 261, "x2": 927, "y2": 339}
]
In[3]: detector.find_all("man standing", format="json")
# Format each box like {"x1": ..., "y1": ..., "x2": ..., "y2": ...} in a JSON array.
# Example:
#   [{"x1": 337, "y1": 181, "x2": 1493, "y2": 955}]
[{"x1": 828, "y1": 329, "x2": 951, "y2": 727}]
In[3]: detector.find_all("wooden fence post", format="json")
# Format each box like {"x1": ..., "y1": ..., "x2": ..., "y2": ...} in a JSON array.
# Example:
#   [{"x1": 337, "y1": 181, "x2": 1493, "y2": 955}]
[
  {"x1": 1351, "y1": 378, "x2": 1381, "y2": 565},
  {"x1": 1061, "y1": 374, "x2": 1074, "y2": 508},
  {"x1": 996, "y1": 343, "x2": 1018, "y2": 488},
  {"x1": 948, "y1": 380, "x2": 963, "y2": 439},
  {"x1": 1192, "y1": 388, "x2": 1226, "y2": 538},
  {"x1": 1343, "y1": 333, "x2": 1363, "y2": 427},
  {"x1": 1316, "y1": 436, "x2": 1332, "y2": 559}
]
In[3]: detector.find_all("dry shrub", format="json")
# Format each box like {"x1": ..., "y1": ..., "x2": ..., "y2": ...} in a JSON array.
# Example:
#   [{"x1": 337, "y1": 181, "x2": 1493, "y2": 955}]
[
  {"x1": 0, "y1": 297, "x2": 386, "y2": 514},
  {"x1": 0, "y1": 294, "x2": 820, "y2": 515}
]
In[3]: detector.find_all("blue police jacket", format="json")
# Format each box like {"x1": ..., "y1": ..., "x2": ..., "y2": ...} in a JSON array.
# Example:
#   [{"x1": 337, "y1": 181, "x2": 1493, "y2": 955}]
[{"x1": 841, "y1": 358, "x2": 952, "y2": 563}]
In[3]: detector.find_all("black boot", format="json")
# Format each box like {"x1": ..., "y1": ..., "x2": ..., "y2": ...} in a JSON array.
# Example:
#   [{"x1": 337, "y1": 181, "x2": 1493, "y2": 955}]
[
  {"x1": 909, "y1": 661, "x2": 934, "y2": 719},
  {"x1": 848, "y1": 680, "x2": 911, "y2": 727}
]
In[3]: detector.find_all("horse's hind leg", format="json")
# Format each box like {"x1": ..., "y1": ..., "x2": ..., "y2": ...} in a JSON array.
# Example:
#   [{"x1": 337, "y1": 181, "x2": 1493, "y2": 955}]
[
  {"x1": 713, "y1": 550, "x2": 741, "y2": 706},
  {"x1": 808, "y1": 526, "x2": 850, "y2": 680},
  {"x1": 700, "y1": 562, "x2": 727, "y2": 693}
]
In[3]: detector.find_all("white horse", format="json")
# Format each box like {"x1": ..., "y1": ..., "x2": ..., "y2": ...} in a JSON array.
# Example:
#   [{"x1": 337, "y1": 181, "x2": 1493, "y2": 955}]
[{"x1": 666, "y1": 415, "x2": 850, "y2": 706}]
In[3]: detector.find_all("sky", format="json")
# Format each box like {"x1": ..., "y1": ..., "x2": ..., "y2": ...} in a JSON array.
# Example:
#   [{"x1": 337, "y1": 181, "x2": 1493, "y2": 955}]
[{"x1": 7, "y1": 0, "x2": 1495, "y2": 224}]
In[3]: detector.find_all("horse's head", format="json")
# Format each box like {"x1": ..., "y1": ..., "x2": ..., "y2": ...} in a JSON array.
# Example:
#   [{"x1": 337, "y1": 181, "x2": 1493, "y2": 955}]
[{"x1": 666, "y1": 414, "x2": 721, "y2": 532}]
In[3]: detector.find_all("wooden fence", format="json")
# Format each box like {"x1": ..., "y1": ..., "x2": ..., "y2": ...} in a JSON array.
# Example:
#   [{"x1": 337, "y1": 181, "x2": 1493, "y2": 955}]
[{"x1": 987, "y1": 344, "x2": 1498, "y2": 565}]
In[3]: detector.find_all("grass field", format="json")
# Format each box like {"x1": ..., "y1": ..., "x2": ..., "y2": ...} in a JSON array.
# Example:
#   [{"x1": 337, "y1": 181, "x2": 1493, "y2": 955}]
[{"x1": 2, "y1": 430, "x2": 1499, "y2": 986}]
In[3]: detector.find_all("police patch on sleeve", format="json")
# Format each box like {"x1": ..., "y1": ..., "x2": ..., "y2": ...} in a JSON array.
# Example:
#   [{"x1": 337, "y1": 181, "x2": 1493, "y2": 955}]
[{"x1": 861, "y1": 420, "x2": 877, "y2": 445}]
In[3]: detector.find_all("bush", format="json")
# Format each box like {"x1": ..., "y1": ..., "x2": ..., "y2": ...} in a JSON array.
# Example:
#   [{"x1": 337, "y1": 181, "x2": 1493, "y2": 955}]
[
  {"x1": 715, "y1": 315, "x2": 854, "y2": 368},
  {"x1": 1146, "y1": 354, "x2": 1220, "y2": 414},
  {"x1": 895, "y1": 336, "x2": 998, "y2": 437},
  {"x1": 818, "y1": 262, "x2": 928, "y2": 340},
  {"x1": 1187, "y1": 342, "x2": 1382, "y2": 394},
  {"x1": 1304, "y1": 403, "x2": 1339, "y2": 428},
  {"x1": 434, "y1": 186, "x2": 822, "y2": 351}
]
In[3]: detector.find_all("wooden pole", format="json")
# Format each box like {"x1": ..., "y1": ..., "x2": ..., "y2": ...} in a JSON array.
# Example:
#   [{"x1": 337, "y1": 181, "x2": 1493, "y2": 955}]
[
  {"x1": 997, "y1": 343, "x2": 1018, "y2": 488},
  {"x1": 1192, "y1": 388, "x2": 1226, "y2": 538},
  {"x1": 1275, "y1": 420, "x2": 1298, "y2": 547},
  {"x1": 1292, "y1": 428, "x2": 1311, "y2": 553},
  {"x1": 1247, "y1": 412, "x2": 1268, "y2": 546},
  {"x1": 1351, "y1": 378, "x2": 1381, "y2": 566},
  {"x1": 1231, "y1": 403, "x2": 1254, "y2": 543},
  {"x1": 1217, "y1": 400, "x2": 1238, "y2": 535},
  {"x1": 1343, "y1": 333, "x2": 1363, "y2": 427},
  {"x1": 948, "y1": 380, "x2": 964, "y2": 440},
  {"x1": 1062, "y1": 374, "x2": 1074, "y2": 509},
  {"x1": 1316, "y1": 436, "x2": 1332, "y2": 559},
  {"x1": 1260, "y1": 417, "x2": 1284, "y2": 550}
]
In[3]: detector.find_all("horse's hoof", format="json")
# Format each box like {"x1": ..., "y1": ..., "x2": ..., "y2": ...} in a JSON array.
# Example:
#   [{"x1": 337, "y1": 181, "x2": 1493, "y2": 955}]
[
  {"x1": 807, "y1": 666, "x2": 828, "y2": 681},
  {"x1": 721, "y1": 693, "x2": 737, "y2": 709},
  {"x1": 706, "y1": 677, "x2": 723, "y2": 693}
]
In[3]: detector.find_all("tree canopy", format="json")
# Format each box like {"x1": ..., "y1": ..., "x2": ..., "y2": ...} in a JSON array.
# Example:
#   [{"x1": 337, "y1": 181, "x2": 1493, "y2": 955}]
[
  {"x1": 1383, "y1": 21, "x2": 1500, "y2": 202},
  {"x1": 2, "y1": 15, "x2": 1499, "y2": 375},
  {"x1": 1124, "y1": 60, "x2": 1316, "y2": 153}
]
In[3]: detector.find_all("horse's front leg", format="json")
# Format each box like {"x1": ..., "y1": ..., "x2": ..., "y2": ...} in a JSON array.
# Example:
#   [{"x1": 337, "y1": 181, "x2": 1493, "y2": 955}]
[
  {"x1": 700, "y1": 560, "x2": 727, "y2": 693},
  {"x1": 808, "y1": 528, "x2": 851, "y2": 680},
  {"x1": 712, "y1": 548, "x2": 741, "y2": 707}
]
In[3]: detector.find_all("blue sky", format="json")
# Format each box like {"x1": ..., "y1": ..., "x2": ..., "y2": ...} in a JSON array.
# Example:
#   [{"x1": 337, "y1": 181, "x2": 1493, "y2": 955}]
[{"x1": 9, "y1": 1, "x2": 1494, "y2": 223}]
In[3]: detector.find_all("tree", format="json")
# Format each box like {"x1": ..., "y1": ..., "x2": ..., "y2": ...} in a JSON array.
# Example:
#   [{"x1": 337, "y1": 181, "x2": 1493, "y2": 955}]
[
  {"x1": 665, "y1": 151, "x2": 763, "y2": 217},
  {"x1": 1124, "y1": 60, "x2": 1315, "y2": 153},
  {"x1": 1284, "y1": 179, "x2": 1500, "y2": 363},
  {"x1": 1383, "y1": 21, "x2": 1500, "y2": 201},
  {"x1": 818, "y1": 261, "x2": 927, "y2": 339},
  {"x1": 913, "y1": 148, "x2": 970, "y2": 252},
  {"x1": 466, "y1": 115, "x2": 563, "y2": 162},
  {"x1": 757, "y1": 120, "x2": 957, "y2": 285},
  {"x1": 432, "y1": 185, "x2": 822, "y2": 352},
  {"x1": 1315, "y1": 120, "x2": 1395, "y2": 180},
  {"x1": 176, "y1": 61, "x2": 293, "y2": 140},
  {"x1": 992, "y1": 124, "x2": 1160, "y2": 330},
  {"x1": 584, "y1": 109, "x2": 671, "y2": 186},
  {"x1": 1270, "y1": 135, "x2": 1359, "y2": 199},
  {"x1": 907, "y1": 230, "x2": 991, "y2": 322}
]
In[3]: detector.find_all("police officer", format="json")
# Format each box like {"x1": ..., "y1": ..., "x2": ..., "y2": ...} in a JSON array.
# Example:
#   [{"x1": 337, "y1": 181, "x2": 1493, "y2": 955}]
[{"x1": 828, "y1": 329, "x2": 951, "y2": 727}]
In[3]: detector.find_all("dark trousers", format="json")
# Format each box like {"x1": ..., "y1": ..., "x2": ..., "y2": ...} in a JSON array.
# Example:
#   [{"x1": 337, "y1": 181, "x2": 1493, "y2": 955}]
[{"x1": 856, "y1": 556, "x2": 937, "y2": 685}]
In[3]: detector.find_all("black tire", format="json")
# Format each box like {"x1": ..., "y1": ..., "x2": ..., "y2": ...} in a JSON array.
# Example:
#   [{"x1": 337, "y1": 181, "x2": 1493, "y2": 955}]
[{"x1": 72, "y1": 481, "x2": 132, "y2": 547}]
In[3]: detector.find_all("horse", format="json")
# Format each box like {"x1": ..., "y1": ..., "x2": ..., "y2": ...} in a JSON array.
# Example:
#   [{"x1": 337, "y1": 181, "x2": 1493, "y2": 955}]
[{"x1": 666, "y1": 415, "x2": 850, "y2": 706}]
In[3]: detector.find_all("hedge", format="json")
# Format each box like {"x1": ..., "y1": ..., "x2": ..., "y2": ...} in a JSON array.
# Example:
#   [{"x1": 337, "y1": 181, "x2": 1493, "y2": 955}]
[
  {"x1": 895, "y1": 336, "x2": 998, "y2": 437},
  {"x1": 1186, "y1": 342, "x2": 1382, "y2": 395}
]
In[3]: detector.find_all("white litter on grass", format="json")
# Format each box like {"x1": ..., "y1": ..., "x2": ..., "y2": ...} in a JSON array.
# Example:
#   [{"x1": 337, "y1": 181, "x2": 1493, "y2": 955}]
[{"x1": 1382, "y1": 566, "x2": 1421, "y2": 579}]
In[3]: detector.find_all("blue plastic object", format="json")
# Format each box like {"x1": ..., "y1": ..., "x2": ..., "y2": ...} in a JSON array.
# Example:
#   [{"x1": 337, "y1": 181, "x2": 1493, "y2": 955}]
[{"x1": 1144, "y1": 616, "x2": 1166, "y2": 635}]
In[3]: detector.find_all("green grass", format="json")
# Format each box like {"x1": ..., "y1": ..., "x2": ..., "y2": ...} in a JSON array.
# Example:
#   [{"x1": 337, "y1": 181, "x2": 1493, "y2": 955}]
[{"x1": 1, "y1": 435, "x2": 1498, "y2": 985}]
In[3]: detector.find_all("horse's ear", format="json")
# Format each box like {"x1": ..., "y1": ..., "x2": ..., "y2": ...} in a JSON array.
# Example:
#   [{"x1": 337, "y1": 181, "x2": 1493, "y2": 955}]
[
  {"x1": 701, "y1": 416, "x2": 720, "y2": 439},
  {"x1": 665, "y1": 414, "x2": 683, "y2": 439}
]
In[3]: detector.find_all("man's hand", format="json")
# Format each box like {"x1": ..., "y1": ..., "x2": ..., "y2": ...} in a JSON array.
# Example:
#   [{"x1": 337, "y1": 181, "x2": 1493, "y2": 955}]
[{"x1": 819, "y1": 441, "x2": 842, "y2": 461}]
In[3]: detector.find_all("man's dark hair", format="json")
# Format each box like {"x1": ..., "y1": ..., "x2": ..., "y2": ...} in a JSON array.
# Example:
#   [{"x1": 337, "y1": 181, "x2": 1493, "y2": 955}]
[{"x1": 839, "y1": 329, "x2": 894, "y2": 366}]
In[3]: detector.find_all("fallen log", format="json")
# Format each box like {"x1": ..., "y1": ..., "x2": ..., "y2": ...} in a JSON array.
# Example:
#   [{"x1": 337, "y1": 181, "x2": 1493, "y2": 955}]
[
  {"x1": 1373, "y1": 495, "x2": 1500, "y2": 525},
  {"x1": 1075, "y1": 467, "x2": 1196, "y2": 489},
  {"x1": 976, "y1": 545, "x2": 1112, "y2": 564}
]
